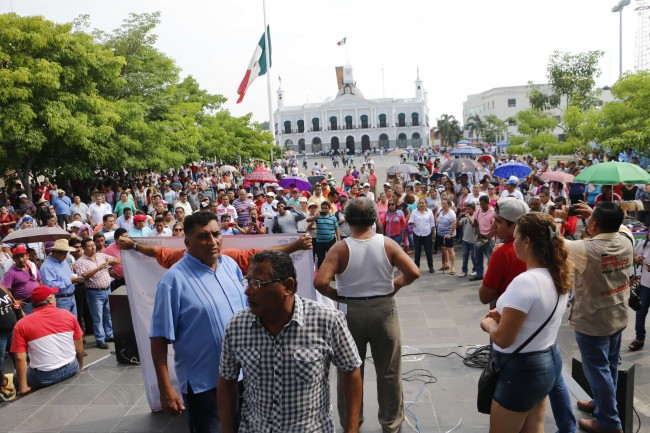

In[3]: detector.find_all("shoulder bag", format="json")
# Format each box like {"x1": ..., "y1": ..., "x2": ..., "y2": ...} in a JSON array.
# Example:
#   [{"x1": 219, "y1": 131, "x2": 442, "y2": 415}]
[{"x1": 477, "y1": 293, "x2": 560, "y2": 414}]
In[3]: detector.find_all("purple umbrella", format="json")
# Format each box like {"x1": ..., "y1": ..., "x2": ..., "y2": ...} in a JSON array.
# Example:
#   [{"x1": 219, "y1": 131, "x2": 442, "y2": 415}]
[{"x1": 279, "y1": 176, "x2": 312, "y2": 191}]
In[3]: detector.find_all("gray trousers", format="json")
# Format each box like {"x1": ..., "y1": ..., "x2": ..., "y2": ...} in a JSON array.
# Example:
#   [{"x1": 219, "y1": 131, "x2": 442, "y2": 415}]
[{"x1": 337, "y1": 296, "x2": 404, "y2": 433}]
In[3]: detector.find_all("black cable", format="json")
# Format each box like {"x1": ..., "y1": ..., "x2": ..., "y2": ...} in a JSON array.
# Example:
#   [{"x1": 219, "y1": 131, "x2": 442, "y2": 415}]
[{"x1": 633, "y1": 405, "x2": 641, "y2": 433}]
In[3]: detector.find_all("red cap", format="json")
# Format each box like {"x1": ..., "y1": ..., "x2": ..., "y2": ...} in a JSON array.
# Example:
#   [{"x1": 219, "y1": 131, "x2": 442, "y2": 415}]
[
  {"x1": 11, "y1": 246, "x2": 27, "y2": 256},
  {"x1": 133, "y1": 214, "x2": 148, "y2": 223},
  {"x1": 31, "y1": 285, "x2": 59, "y2": 304}
]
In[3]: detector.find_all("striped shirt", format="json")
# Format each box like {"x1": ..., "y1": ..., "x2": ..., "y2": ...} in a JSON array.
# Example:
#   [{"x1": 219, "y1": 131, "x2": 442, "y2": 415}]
[
  {"x1": 315, "y1": 214, "x2": 338, "y2": 242},
  {"x1": 74, "y1": 253, "x2": 113, "y2": 289}
]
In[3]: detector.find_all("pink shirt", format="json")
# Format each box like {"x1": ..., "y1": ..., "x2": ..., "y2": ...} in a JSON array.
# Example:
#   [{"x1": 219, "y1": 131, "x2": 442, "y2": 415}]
[
  {"x1": 473, "y1": 207, "x2": 495, "y2": 236},
  {"x1": 103, "y1": 243, "x2": 124, "y2": 278}
]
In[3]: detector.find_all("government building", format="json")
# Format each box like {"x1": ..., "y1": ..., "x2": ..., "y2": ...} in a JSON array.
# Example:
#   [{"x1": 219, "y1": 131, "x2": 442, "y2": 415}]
[{"x1": 274, "y1": 64, "x2": 430, "y2": 154}]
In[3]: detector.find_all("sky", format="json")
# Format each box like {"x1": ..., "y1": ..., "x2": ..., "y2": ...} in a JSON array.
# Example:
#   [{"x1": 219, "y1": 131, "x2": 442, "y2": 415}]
[{"x1": 2, "y1": 0, "x2": 642, "y2": 126}]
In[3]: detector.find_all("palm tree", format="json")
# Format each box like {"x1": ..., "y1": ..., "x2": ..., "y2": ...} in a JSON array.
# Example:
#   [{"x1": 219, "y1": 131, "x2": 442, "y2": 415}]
[
  {"x1": 465, "y1": 114, "x2": 484, "y2": 142},
  {"x1": 435, "y1": 114, "x2": 463, "y2": 147}
]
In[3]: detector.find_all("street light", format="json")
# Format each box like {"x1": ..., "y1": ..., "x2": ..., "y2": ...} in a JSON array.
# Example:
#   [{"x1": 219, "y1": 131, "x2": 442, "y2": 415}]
[{"x1": 612, "y1": 0, "x2": 631, "y2": 78}]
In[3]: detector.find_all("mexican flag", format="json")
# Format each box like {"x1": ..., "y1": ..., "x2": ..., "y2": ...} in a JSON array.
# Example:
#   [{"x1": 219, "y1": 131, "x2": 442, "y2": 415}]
[
  {"x1": 337, "y1": 37, "x2": 347, "y2": 46},
  {"x1": 237, "y1": 26, "x2": 272, "y2": 104}
]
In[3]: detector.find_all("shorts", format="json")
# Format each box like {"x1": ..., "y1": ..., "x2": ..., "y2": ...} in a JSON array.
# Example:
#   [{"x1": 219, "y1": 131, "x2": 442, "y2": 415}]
[
  {"x1": 436, "y1": 235, "x2": 454, "y2": 249},
  {"x1": 492, "y1": 343, "x2": 561, "y2": 412}
]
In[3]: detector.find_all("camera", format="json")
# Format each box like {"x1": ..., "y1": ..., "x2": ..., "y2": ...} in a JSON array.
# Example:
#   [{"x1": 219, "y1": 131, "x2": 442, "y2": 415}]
[
  {"x1": 567, "y1": 206, "x2": 578, "y2": 217},
  {"x1": 320, "y1": 211, "x2": 327, "y2": 216}
]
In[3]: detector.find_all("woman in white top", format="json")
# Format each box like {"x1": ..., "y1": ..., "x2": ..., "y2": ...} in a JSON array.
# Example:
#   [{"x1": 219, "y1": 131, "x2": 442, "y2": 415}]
[
  {"x1": 408, "y1": 198, "x2": 436, "y2": 274},
  {"x1": 480, "y1": 212, "x2": 573, "y2": 433}
]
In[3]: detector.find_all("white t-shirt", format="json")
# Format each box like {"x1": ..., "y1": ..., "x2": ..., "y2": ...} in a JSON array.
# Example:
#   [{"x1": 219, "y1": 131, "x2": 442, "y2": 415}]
[
  {"x1": 500, "y1": 189, "x2": 524, "y2": 201},
  {"x1": 494, "y1": 268, "x2": 567, "y2": 354}
]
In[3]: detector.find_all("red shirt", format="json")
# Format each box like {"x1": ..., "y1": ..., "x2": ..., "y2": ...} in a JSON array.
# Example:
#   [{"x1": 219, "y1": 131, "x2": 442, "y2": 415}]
[
  {"x1": 342, "y1": 175, "x2": 355, "y2": 187},
  {"x1": 483, "y1": 238, "x2": 526, "y2": 300},
  {"x1": 0, "y1": 213, "x2": 15, "y2": 235}
]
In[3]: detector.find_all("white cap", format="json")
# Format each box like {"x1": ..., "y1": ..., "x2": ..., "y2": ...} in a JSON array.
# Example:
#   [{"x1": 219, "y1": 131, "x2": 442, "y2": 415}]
[
  {"x1": 298, "y1": 197, "x2": 308, "y2": 203},
  {"x1": 266, "y1": 192, "x2": 276, "y2": 197},
  {"x1": 19, "y1": 194, "x2": 27, "y2": 198}
]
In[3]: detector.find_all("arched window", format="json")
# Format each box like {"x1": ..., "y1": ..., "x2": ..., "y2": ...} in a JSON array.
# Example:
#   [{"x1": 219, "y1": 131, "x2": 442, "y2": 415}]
[
  {"x1": 283, "y1": 120, "x2": 291, "y2": 134},
  {"x1": 361, "y1": 135, "x2": 370, "y2": 151},
  {"x1": 397, "y1": 133, "x2": 407, "y2": 148},
  {"x1": 298, "y1": 139, "x2": 306, "y2": 152},
  {"x1": 378, "y1": 133, "x2": 389, "y2": 148},
  {"x1": 379, "y1": 114, "x2": 387, "y2": 128},
  {"x1": 398, "y1": 113, "x2": 406, "y2": 127},
  {"x1": 312, "y1": 117, "x2": 320, "y2": 132},
  {"x1": 360, "y1": 114, "x2": 369, "y2": 129},
  {"x1": 345, "y1": 136, "x2": 355, "y2": 154},
  {"x1": 411, "y1": 112, "x2": 419, "y2": 127},
  {"x1": 331, "y1": 137, "x2": 340, "y2": 151},
  {"x1": 329, "y1": 116, "x2": 338, "y2": 130},
  {"x1": 345, "y1": 115, "x2": 353, "y2": 130},
  {"x1": 284, "y1": 139, "x2": 294, "y2": 151},
  {"x1": 312, "y1": 137, "x2": 322, "y2": 153},
  {"x1": 297, "y1": 120, "x2": 305, "y2": 133},
  {"x1": 412, "y1": 132, "x2": 421, "y2": 147}
]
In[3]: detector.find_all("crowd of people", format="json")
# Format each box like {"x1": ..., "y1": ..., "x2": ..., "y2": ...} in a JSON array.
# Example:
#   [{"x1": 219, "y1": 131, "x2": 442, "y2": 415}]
[{"x1": 0, "y1": 151, "x2": 647, "y2": 433}]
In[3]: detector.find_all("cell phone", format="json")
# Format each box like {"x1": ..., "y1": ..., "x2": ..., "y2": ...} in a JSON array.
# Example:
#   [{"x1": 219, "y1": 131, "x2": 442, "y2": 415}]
[
  {"x1": 567, "y1": 206, "x2": 577, "y2": 217},
  {"x1": 228, "y1": 223, "x2": 234, "y2": 228},
  {"x1": 320, "y1": 211, "x2": 327, "y2": 216}
]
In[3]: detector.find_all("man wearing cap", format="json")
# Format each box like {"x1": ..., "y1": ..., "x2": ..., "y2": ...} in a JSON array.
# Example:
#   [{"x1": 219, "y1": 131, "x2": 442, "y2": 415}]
[
  {"x1": 74, "y1": 237, "x2": 119, "y2": 349},
  {"x1": 261, "y1": 192, "x2": 277, "y2": 228},
  {"x1": 500, "y1": 177, "x2": 524, "y2": 200},
  {"x1": 2, "y1": 246, "x2": 42, "y2": 315},
  {"x1": 18, "y1": 194, "x2": 36, "y2": 216},
  {"x1": 10, "y1": 285, "x2": 84, "y2": 395},
  {"x1": 270, "y1": 201, "x2": 306, "y2": 234},
  {"x1": 233, "y1": 189, "x2": 253, "y2": 228},
  {"x1": 128, "y1": 214, "x2": 153, "y2": 238},
  {"x1": 478, "y1": 198, "x2": 528, "y2": 304},
  {"x1": 40, "y1": 240, "x2": 83, "y2": 315},
  {"x1": 286, "y1": 188, "x2": 302, "y2": 209}
]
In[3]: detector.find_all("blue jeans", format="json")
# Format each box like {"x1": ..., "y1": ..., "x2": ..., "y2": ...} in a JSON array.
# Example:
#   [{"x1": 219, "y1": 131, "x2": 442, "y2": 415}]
[
  {"x1": 26, "y1": 358, "x2": 79, "y2": 389},
  {"x1": 0, "y1": 330, "x2": 12, "y2": 375},
  {"x1": 635, "y1": 284, "x2": 650, "y2": 341},
  {"x1": 548, "y1": 364, "x2": 577, "y2": 433},
  {"x1": 55, "y1": 295, "x2": 77, "y2": 317},
  {"x1": 473, "y1": 239, "x2": 494, "y2": 278},
  {"x1": 387, "y1": 233, "x2": 402, "y2": 246},
  {"x1": 574, "y1": 329, "x2": 624, "y2": 431},
  {"x1": 182, "y1": 384, "x2": 221, "y2": 433},
  {"x1": 85, "y1": 288, "x2": 113, "y2": 344},
  {"x1": 21, "y1": 302, "x2": 33, "y2": 316},
  {"x1": 461, "y1": 241, "x2": 476, "y2": 274}
]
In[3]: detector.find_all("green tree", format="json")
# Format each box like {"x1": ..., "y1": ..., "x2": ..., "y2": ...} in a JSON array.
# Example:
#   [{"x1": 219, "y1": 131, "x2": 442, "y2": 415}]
[
  {"x1": 482, "y1": 114, "x2": 507, "y2": 144},
  {"x1": 529, "y1": 50, "x2": 604, "y2": 111},
  {"x1": 0, "y1": 13, "x2": 125, "y2": 198},
  {"x1": 435, "y1": 114, "x2": 462, "y2": 147},
  {"x1": 507, "y1": 109, "x2": 570, "y2": 159},
  {"x1": 465, "y1": 114, "x2": 483, "y2": 142}
]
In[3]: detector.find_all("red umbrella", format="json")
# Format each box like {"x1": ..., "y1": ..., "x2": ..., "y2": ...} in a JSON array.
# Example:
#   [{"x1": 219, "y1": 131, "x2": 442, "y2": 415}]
[
  {"x1": 477, "y1": 155, "x2": 494, "y2": 164},
  {"x1": 244, "y1": 169, "x2": 277, "y2": 183},
  {"x1": 540, "y1": 171, "x2": 574, "y2": 183}
]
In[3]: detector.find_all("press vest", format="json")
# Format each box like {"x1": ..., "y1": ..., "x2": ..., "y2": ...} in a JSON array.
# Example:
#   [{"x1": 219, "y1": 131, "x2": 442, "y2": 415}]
[{"x1": 569, "y1": 233, "x2": 631, "y2": 336}]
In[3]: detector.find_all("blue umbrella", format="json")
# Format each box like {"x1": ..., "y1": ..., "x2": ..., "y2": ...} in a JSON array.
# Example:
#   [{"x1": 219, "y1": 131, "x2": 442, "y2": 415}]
[
  {"x1": 449, "y1": 146, "x2": 483, "y2": 156},
  {"x1": 493, "y1": 162, "x2": 531, "y2": 179},
  {"x1": 496, "y1": 140, "x2": 509, "y2": 147},
  {"x1": 456, "y1": 139, "x2": 472, "y2": 145}
]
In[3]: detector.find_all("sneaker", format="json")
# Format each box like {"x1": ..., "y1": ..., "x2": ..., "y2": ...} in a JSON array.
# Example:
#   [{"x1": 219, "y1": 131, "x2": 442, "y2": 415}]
[
  {"x1": 105, "y1": 337, "x2": 114, "y2": 342},
  {"x1": 459, "y1": 272, "x2": 468, "y2": 277},
  {"x1": 97, "y1": 342, "x2": 110, "y2": 349},
  {"x1": 469, "y1": 275, "x2": 483, "y2": 282},
  {"x1": 429, "y1": 268, "x2": 435, "y2": 273},
  {"x1": 470, "y1": 272, "x2": 477, "y2": 277}
]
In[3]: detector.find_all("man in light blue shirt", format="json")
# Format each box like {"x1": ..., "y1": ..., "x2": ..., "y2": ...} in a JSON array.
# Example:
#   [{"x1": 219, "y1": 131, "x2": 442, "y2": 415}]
[
  {"x1": 150, "y1": 212, "x2": 247, "y2": 433},
  {"x1": 127, "y1": 214, "x2": 152, "y2": 237},
  {"x1": 40, "y1": 239, "x2": 82, "y2": 315}
]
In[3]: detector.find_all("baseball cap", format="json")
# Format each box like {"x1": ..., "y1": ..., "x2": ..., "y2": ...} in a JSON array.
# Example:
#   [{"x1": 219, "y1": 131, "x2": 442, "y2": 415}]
[
  {"x1": 506, "y1": 176, "x2": 519, "y2": 186},
  {"x1": 133, "y1": 214, "x2": 148, "y2": 223},
  {"x1": 308, "y1": 202, "x2": 318, "y2": 208},
  {"x1": 266, "y1": 192, "x2": 276, "y2": 197},
  {"x1": 67, "y1": 221, "x2": 83, "y2": 230},
  {"x1": 11, "y1": 246, "x2": 27, "y2": 256},
  {"x1": 57, "y1": 189, "x2": 65, "y2": 194},
  {"x1": 19, "y1": 194, "x2": 27, "y2": 199},
  {"x1": 246, "y1": 193, "x2": 254, "y2": 198},
  {"x1": 298, "y1": 197, "x2": 308, "y2": 203},
  {"x1": 495, "y1": 198, "x2": 529, "y2": 223},
  {"x1": 31, "y1": 285, "x2": 59, "y2": 304},
  {"x1": 363, "y1": 183, "x2": 370, "y2": 187},
  {"x1": 291, "y1": 188, "x2": 299, "y2": 192},
  {"x1": 321, "y1": 179, "x2": 328, "y2": 184}
]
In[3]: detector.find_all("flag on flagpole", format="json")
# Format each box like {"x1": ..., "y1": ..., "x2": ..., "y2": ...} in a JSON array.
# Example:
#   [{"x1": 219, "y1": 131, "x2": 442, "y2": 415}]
[
  {"x1": 337, "y1": 37, "x2": 347, "y2": 46},
  {"x1": 237, "y1": 26, "x2": 272, "y2": 104}
]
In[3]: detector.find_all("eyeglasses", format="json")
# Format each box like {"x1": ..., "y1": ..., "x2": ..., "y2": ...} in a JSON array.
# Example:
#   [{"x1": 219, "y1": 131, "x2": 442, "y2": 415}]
[
  {"x1": 241, "y1": 278, "x2": 282, "y2": 289},
  {"x1": 173, "y1": 228, "x2": 184, "y2": 232}
]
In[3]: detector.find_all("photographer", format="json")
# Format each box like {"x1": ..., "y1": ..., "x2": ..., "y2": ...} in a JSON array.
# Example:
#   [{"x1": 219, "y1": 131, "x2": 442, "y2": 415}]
[
  {"x1": 270, "y1": 200, "x2": 306, "y2": 234},
  {"x1": 219, "y1": 214, "x2": 242, "y2": 236},
  {"x1": 551, "y1": 196, "x2": 578, "y2": 239}
]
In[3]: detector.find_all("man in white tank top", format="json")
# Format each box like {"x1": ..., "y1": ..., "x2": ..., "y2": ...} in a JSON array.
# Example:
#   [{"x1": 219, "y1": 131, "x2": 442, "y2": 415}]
[{"x1": 315, "y1": 198, "x2": 420, "y2": 433}]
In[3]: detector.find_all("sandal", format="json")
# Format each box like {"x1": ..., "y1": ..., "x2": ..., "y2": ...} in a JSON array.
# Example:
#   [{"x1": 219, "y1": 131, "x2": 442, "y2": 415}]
[
  {"x1": 449, "y1": 271, "x2": 456, "y2": 275},
  {"x1": 628, "y1": 340, "x2": 644, "y2": 351},
  {"x1": 439, "y1": 265, "x2": 449, "y2": 271}
]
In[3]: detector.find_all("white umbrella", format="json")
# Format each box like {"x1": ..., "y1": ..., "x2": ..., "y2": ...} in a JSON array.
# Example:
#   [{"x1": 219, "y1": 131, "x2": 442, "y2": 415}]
[{"x1": 2, "y1": 227, "x2": 71, "y2": 244}]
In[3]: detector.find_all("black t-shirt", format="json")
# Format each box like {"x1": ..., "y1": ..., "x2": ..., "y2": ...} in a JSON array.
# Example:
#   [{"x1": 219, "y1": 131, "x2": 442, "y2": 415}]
[{"x1": 0, "y1": 291, "x2": 17, "y2": 333}]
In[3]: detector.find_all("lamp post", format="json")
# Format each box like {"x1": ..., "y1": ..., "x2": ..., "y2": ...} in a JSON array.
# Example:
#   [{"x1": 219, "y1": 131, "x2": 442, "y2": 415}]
[{"x1": 612, "y1": 0, "x2": 631, "y2": 78}]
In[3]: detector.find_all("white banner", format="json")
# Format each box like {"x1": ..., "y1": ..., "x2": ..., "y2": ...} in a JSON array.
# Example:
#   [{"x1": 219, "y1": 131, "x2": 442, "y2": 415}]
[{"x1": 120, "y1": 234, "x2": 324, "y2": 411}]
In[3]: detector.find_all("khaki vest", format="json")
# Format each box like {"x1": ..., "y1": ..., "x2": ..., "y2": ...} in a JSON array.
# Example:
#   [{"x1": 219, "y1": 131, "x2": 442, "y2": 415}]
[{"x1": 569, "y1": 233, "x2": 631, "y2": 336}]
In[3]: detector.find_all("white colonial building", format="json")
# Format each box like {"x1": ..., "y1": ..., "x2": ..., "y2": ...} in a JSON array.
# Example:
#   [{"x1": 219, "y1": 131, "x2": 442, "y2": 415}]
[{"x1": 274, "y1": 64, "x2": 430, "y2": 154}]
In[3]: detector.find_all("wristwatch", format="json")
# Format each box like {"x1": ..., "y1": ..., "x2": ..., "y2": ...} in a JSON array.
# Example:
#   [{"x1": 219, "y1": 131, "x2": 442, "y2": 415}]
[
  {"x1": 132, "y1": 242, "x2": 138, "y2": 252},
  {"x1": 554, "y1": 218, "x2": 563, "y2": 223}
]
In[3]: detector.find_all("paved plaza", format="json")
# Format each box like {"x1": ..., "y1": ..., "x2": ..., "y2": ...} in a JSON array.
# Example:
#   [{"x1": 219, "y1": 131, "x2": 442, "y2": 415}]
[{"x1": 0, "y1": 153, "x2": 648, "y2": 432}]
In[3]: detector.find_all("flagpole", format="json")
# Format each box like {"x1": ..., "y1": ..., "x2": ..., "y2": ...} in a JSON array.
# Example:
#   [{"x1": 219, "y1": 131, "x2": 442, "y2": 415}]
[{"x1": 262, "y1": 0, "x2": 275, "y2": 147}]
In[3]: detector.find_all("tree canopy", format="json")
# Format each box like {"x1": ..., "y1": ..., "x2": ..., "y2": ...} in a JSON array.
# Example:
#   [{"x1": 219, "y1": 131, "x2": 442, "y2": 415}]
[{"x1": 0, "y1": 12, "x2": 276, "y2": 197}]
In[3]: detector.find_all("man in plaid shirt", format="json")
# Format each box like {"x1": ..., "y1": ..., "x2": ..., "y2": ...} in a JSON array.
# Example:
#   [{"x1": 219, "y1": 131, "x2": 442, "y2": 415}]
[{"x1": 217, "y1": 250, "x2": 362, "y2": 433}]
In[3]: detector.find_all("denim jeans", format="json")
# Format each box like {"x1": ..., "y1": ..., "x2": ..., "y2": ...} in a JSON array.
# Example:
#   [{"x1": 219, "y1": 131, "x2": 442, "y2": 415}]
[
  {"x1": 387, "y1": 233, "x2": 402, "y2": 246},
  {"x1": 21, "y1": 302, "x2": 33, "y2": 316},
  {"x1": 575, "y1": 329, "x2": 624, "y2": 431},
  {"x1": 461, "y1": 241, "x2": 476, "y2": 274},
  {"x1": 473, "y1": 239, "x2": 494, "y2": 278},
  {"x1": 55, "y1": 295, "x2": 77, "y2": 317},
  {"x1": 0, "y1": 330, "x2": 12, "y2": 375},
  {"x1": 26, "y1": 358, "x2": 79, "y2": 389},
  {"x1": 85, "y1": 288, "x2": 113, "y2": 344},
  {"x1": 635, "y1": 284, "x2": 650, "y2": 341},
  {"x1": 413, "y1": 234, "x2": 433, "y2": 269},
  {"x1": 548, "y1": 362, "x2": 577, "y2": 433},
  {"x1": 182, "y1": 384, "x2": 221, "y2": 433}
]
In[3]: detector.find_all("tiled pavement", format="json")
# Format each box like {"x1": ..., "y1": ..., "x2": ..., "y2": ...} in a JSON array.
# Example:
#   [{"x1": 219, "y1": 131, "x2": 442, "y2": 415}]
[{"x1": 1, "y1": 259, "x2": 649, "y2": 433}]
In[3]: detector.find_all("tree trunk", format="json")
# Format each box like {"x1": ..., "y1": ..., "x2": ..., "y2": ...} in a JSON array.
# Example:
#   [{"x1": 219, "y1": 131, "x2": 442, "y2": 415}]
[{"x1": 16, "y1": 158, "x2": 33, "y2": 201}]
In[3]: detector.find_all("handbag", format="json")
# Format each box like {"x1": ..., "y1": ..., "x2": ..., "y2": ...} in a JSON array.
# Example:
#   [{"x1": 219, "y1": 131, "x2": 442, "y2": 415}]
[
  {"x1": 629, "y1": 265, "x2": 642, "y2": 311},
  {"x1": 477, "y1": 293, "x2": 560, "y2": 414}
]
